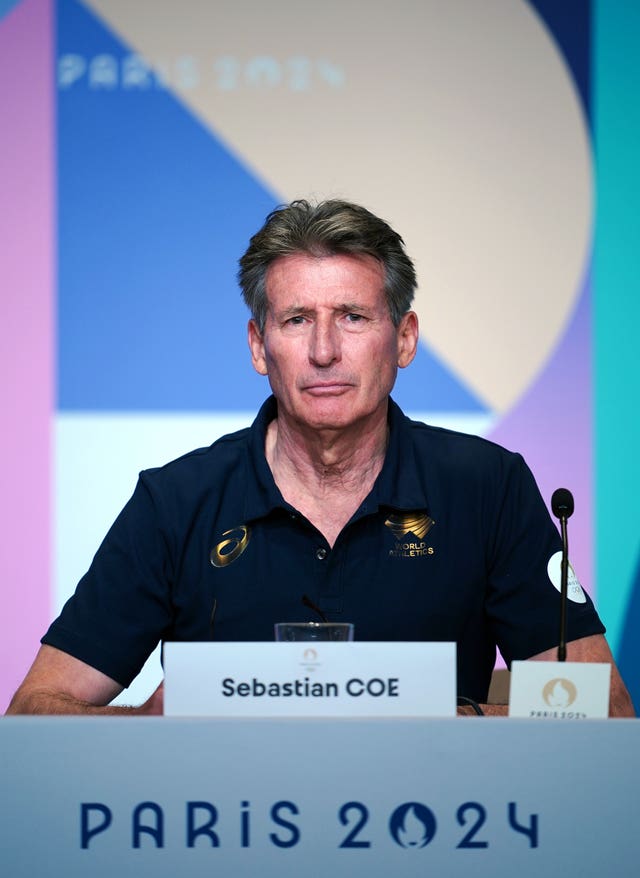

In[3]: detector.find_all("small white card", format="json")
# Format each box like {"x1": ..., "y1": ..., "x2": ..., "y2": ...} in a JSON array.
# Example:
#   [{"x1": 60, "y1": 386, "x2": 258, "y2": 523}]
[
  {"x1": 163, "y1": 641, "x2": 456, "y2": 718},
  {"x1": 509, "y1": 661, "x2": 611, "y2": 719}
]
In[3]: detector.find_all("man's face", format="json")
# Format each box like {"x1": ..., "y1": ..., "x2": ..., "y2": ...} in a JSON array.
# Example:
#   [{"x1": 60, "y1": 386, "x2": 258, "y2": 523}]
[{"x1": 248, "y1": 252, "x2": 418, "y2": 432}]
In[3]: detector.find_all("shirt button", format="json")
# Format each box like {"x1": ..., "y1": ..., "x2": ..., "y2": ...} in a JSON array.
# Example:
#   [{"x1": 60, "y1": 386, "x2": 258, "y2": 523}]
[{"x1": 315, "y1": 547, "x2": 327, "y2": 560}]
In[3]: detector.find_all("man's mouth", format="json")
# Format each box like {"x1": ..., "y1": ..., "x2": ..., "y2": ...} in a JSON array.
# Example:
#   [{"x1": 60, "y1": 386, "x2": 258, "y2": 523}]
[{"x1": 302, "y1": 382, "x2": 352, "y2": 395}]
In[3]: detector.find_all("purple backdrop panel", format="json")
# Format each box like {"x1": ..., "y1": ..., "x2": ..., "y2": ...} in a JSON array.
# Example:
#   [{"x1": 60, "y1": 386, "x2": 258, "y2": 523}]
[
  {"x1": 0, "y1": 0, "x2": 53, "y2": 710},
  {"x1": 489, "y1": 280, "x2": 592, "y2": 600}
]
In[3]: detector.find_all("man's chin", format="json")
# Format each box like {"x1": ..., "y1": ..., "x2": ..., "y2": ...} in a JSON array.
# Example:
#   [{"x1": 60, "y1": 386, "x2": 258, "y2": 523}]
[
  {"x1": 293, "y1": 395, "x2": 385, "y2": 432},
  {"x1": 292, "y1": 396, "x2": 352, "y2": 427}
]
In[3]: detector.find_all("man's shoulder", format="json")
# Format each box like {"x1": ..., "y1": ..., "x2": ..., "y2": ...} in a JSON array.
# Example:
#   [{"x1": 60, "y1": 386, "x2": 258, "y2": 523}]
[
  {"x1": 138, "y1": 423, "x2": 253, "y2": 491},
  {"x1": 404, "y1": 413, "x2": 520, "y2": 468}
]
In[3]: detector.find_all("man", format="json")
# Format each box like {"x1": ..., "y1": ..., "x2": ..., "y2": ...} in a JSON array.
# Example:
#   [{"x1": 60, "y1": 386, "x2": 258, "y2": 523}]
[{"x1": 6, "y1": 199, "x2": 634, "y2": 716}]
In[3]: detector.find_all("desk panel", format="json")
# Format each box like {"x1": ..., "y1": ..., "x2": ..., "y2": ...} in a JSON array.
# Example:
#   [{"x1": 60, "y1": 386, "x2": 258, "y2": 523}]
[{"x1": 1, "y1": 717, "x2": 637, "y2": 876}]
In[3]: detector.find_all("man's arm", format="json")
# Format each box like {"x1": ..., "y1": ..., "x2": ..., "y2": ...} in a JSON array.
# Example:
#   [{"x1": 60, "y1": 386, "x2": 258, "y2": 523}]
[
  {"x1": 5, "y1": 645, "x2": 163, "y2": 716},
  {"x1": 529, "y1": 633, "x2": 635, "y2": 717},
  {"x1": 460, "y1": 634, "x2": 636, "y2": 717}
]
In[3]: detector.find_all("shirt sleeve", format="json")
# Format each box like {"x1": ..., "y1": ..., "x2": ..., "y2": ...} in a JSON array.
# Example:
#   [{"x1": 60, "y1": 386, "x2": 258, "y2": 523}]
[
  {"x1": 485, "y1": 453, "x2": 605, "y2": 665},
  {"x1": 42, "y1": 474, "x2": 174, "y2": 687}
]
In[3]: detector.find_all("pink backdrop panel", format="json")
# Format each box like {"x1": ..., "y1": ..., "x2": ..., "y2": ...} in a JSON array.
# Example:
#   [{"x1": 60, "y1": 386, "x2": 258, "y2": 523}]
[{"x1": 0, "y1": 0, "x2": 53, "y2": 710}]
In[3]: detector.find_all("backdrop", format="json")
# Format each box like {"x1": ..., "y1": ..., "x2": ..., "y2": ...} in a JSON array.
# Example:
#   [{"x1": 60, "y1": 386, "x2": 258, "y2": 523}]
[{"x1": 1, "y1": 0, "x2": 638, "y2": 710}]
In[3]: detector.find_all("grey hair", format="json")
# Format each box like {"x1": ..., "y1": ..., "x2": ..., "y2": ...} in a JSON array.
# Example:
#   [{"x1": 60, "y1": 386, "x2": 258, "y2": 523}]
[{"x1": 238, "y1": 199, "x2": 417, "y2": 331}]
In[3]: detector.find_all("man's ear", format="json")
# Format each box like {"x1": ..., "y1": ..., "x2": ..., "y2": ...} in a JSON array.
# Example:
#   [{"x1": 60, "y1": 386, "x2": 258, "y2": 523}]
[
  {"x1": 248, "y1": 319, "x2": 268, "y2": 375},
  {"x1": 396, "y1": 310, "x2": 419, "y2": 369}
]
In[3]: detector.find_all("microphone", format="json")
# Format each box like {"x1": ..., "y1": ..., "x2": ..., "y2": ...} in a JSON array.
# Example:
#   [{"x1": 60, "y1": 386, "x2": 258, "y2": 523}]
[
  {"x1": 209, "y1": 598, "x2": 218, "y2": 640},
  {"x1": 551, "y1": 488, "x2": 574, "y2": 662},
  {"x1": 302, "y1": 594, "x2": 328, "y2": 623},
  {"x1": 551, "y1": 488, "x2": 574, "y2": 520}
]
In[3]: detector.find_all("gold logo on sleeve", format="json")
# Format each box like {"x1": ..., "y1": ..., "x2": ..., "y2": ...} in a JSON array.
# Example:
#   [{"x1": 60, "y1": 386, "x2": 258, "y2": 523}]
[{"x1": 210, "y1": 525, "x2": 251, "y2": 568}]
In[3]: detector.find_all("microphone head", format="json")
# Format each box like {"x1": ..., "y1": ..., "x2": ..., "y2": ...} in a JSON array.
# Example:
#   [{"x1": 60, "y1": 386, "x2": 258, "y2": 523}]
[{"x1": 551, "y1": 488, "x2": 574, "y2": 519}]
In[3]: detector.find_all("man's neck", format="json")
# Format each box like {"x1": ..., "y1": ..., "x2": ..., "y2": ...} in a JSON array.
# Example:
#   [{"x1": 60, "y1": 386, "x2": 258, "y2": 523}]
[{"x1": 265, "y1": 408, "x2": 389, "y2": 545}]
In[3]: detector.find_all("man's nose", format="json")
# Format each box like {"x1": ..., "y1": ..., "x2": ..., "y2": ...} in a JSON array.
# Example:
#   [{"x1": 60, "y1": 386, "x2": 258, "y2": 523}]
[{"x1": 309, "y1": 318, "x2": 341, "y2": 366}]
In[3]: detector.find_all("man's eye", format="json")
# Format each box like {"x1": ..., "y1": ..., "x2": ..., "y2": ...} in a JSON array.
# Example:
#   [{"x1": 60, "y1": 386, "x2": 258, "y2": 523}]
[
  {"x1": 345, "y1": 312, "x2": 365, "y2": 323},
  {"x1": 285, "y1": 315, "x2": 306, "y2": 326}
]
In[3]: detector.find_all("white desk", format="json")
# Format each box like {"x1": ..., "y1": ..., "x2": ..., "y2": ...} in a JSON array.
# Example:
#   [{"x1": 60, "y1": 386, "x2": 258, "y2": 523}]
[{"x1": 1, "y1": 717, "x2": 638, "y2": 876}]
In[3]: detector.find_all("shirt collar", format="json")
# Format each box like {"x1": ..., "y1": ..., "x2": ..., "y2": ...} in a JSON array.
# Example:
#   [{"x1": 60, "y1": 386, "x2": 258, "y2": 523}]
[
  {"x1": 366, "y1": 398, "x2": 431, "y2": 513},
  {"x1": 242, "y1": 395, "x2": 431, "y2": 522},
  {"x1": 243, "y1": 396, "x2": 285, "y2": 522}
]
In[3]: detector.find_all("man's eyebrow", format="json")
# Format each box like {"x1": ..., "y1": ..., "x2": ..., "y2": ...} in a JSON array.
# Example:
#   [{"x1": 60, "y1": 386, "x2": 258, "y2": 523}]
[
  {"x1": 337, "y1": 301, "x2": 370, "y2": 313},
  {"x1": 277, "y1": 304, "x2": 310, "y2": 319},
  {"x1": 273, "y1": 301, "x2": 376, "y2": 320}
]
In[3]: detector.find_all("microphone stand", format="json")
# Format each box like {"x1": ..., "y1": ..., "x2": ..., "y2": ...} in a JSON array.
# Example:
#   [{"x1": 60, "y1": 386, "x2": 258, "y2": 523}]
[
  {"x1": 558, "y1": 514, "x2": 568, "y2": 662},
  {"x1": 551, "y1": 488, "x2": 574, "y2": 663}
]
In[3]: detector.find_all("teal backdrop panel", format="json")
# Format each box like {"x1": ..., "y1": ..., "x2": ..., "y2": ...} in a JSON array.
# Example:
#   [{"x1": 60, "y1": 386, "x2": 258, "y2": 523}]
[{"x1": 595, "y1": 0, "x2": 640, "y2": 708}]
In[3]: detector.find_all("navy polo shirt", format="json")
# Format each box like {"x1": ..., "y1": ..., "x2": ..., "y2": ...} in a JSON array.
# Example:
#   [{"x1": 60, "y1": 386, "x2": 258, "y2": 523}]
[{"x1": 43, "y1": 396, "x2": 604, "y2": 701}]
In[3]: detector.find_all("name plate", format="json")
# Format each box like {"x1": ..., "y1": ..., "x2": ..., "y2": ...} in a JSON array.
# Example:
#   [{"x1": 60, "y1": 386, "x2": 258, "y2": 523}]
[
  {"x1": 509, "y1": 660, "x2": 611, "y2": 719},
  {"x1": 164, "y1": 642, "x2": 456, "y2": 718}
]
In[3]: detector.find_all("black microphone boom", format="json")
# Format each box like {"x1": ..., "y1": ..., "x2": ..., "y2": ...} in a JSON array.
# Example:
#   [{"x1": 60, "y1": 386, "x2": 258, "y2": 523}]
[{"x1": 551, "y1": 488, "x2": 574, "y2": 662}]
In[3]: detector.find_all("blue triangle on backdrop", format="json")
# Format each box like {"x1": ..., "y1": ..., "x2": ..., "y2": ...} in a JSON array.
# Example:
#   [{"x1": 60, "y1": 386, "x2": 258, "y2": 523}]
[{"x1": 57, "y1": 0, "x2": 278, "y2": 410}]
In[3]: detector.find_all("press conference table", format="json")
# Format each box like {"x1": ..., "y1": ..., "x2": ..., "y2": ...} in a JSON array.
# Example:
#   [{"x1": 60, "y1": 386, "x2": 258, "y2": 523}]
[{"x1": 1, "y1": 716, "x2": 638, "y2": 877}]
